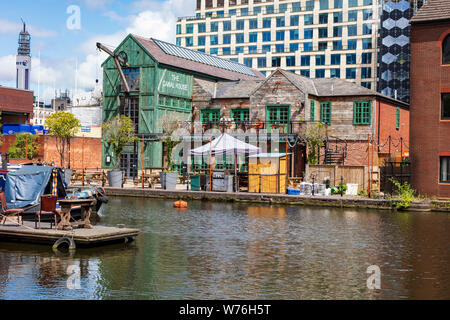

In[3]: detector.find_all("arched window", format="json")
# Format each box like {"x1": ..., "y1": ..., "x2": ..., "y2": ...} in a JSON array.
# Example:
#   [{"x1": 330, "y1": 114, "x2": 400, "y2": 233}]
[{"x1": 443, "y1": 34, "x2": 450, "y2": 65}]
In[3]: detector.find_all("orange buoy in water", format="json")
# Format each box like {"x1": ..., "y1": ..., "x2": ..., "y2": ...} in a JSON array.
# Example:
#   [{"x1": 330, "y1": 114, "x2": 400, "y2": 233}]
[{"x1": 174, "y1": 200, "x2": 188, "y2": 208}]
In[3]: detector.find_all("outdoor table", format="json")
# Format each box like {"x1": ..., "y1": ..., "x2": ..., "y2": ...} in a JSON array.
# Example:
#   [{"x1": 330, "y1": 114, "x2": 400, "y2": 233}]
[{"x1": 57, "y1": 198, "x2": 97, "y2": 231}]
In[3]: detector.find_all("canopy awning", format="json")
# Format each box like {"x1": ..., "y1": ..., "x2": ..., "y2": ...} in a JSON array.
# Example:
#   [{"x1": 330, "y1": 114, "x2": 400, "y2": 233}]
[{"x1": 190, "y1": 133, "x2": 261, "y2": 156}]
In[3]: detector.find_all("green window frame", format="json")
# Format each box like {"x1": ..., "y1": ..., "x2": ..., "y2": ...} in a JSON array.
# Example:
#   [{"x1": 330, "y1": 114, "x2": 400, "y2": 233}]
[
  {"x1": 266, "y1": 105, "x2": 290, "y2": 133},
  {"x1": 310, "y1": 100, "x2": 315, "y2": 121},
  {"x1": 231, "y1": 109, "x2": 249, "y2": 123},
  {"x1": 396, "y1": 107, "x2": 400, "y2": 130},
  {"x1": 353, "y1": 101, "x2": 371, "y2": 125},
  {"x1": 201, "y1": 109, "x2": 220, "y2": 124},
  {"x1": 320, "y1": 102, "x2": 331, "y2": 125}
]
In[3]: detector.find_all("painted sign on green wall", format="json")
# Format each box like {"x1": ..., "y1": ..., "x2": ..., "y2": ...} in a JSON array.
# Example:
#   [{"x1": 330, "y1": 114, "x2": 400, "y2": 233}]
[{"x1": 158, "y1": 68, "x2": 193, "y2": 98}]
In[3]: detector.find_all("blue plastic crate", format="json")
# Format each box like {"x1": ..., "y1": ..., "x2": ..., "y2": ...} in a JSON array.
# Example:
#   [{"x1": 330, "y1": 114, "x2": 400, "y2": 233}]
[{"x1": 287, "y1": 188, "x2": 300, "y2": 195}]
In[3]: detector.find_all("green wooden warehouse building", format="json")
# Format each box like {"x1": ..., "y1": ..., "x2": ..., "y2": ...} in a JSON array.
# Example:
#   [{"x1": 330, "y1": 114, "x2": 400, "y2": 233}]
[{"x1": 101, "y1": 34, "x2": 264, "y2": 176}]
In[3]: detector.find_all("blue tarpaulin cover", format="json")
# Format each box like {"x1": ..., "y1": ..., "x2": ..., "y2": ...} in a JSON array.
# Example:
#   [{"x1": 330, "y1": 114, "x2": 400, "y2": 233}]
[{"x1": 5, "y1": 166, "x2": 54, "y2": 209}]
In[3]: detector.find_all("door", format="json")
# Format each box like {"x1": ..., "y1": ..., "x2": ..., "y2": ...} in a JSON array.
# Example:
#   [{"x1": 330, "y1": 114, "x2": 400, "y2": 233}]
[{"x1": 120, "y1": 152, "x2": 138, "y2": 178}]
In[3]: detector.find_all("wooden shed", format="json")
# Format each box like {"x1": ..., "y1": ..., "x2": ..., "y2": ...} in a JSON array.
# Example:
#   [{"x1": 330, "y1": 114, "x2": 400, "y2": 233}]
[{"x1": 248, "y1": 153, "x2": 288, "y2": 194}]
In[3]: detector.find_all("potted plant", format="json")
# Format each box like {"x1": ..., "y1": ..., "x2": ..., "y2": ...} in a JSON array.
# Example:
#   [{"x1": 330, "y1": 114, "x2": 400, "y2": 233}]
[
  {"x1": 102, "y1": 115, "x2": 137, "y2": 187},
  {"x1": 158, "y1": 113, "x2": 186, "y2": 190}
]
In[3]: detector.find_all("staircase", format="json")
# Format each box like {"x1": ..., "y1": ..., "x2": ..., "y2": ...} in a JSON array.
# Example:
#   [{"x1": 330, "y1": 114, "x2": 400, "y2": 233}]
[{"x1": 324, "y1": 149, "x2": 346, "y2": 165}]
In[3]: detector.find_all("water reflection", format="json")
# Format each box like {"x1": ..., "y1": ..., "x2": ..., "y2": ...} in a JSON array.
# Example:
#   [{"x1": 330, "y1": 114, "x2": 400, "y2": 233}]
[{"x1": 0, "y1": 198, "x2": 449, "y2": 300}]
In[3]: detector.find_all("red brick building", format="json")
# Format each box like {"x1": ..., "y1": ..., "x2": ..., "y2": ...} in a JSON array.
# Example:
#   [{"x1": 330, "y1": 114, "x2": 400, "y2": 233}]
[
  {"x1": 0, "y1": 86, "x2": 34, "y2": 124},
  {"x1": 410, "y1": 0, "x2": 450, "y2": 197}
]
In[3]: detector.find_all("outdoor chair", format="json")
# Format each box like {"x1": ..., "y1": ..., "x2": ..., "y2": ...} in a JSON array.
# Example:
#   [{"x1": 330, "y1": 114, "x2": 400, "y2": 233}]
[
  {"x1": 35, "y1": 195, "x2": 61, "y2": 229},
  {"x1": 0, "y1": 192, "x2": 24, "y2": 225}
]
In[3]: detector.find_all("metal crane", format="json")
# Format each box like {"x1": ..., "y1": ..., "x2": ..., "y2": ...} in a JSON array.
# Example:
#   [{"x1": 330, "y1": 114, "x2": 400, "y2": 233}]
[{"x1": 96, "y1": 42, "x2": 131, "y2": 93}]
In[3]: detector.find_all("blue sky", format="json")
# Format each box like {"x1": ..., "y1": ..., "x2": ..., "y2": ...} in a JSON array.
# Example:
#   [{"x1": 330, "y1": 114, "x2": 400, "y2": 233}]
[{"x1": 0, "y1": 0, "x2": 195, "y2": 102}]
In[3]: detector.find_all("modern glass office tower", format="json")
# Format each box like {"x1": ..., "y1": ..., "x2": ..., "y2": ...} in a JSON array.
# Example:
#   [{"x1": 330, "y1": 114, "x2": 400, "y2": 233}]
[{"x1": 176, "y1": 0, "x2": 381, "y2": 89}]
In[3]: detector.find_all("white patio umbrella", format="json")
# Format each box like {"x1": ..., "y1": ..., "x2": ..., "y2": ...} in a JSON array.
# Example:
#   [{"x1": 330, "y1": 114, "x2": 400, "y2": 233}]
[{"x1": 189, "y1": 133, "x2": 261, "y2": 191}]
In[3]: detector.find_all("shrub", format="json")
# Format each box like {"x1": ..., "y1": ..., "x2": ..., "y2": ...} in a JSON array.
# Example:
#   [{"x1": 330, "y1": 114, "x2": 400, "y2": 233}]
[{"x1": 390, "y1": 179, "x2": 416, "y2": 209}]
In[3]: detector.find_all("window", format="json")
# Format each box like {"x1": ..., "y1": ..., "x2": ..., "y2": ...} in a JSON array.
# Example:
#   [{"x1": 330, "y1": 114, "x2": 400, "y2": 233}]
[
  {"x1": 320, "y1": 0, "x2": 329, "y2": 10},
  {"x1": 306, "y1": 0, "x2": 315, "y2": 10},
  {"x1": 276, "y1": 44, "x2": 285, "y2": 53},
  {"x1": 348, "y1": 25, "x2": 357, "y2": 36},
  {"x1": 229, "y1": 9, "x2": 236, "y2": 16},
  {"x1": 292, "y1": 2, "x2": 301, "y2": 12},
  {"x1": 348, "y1": 39, "x2": 357, "y2": 50},
  {"x1": 286, "y1": 56, "x2": 296, "y2": 67},
  {"x1": 331, "y1": 54, "x2": 341, "y2": 65},
  {"x1": 266, "y1": 106, "x2": 290, "y2": 131},
  {"x1": 353, "y1": 101, "x2": 371, "y2": 125},
  {"x1": 361, "y1": 82, "x2": 371, "y2": 89},
  {"x1": 176, "y1": 37, "x2": 181, "y2": 46},
  {"x1": 222, "y1": 47, "x2": 231, "y2": 55},
  {"x1": 290, "y1": 43, "x2": 299, "y2": 52},
  {"x1": 348, "y1": 10, "x2": 358, "y2": 22},
  {"x1": 258, "y1": 57, "x2": 267, "y2": 68},
  {"x1": 396, "y1": 107, "x2": 401, "y2": 129},
  {"x1": 276, "y1": 31, "x2": 285, "y2": 41},
  {"x1": 290, "y1": 30, "x2": 299, "y2": 40},
  {"x1": 279, "y1": 3, "x2": 288, "y2": 13},
  {"x1": 249, "y1": 32, "x2": 258, "y2": 42},
  {"x1": 364, "y1": 0, "x2": 373, "y2": 5},
  {"x1": 443, "y1": 35, "x2": 450, "y2": 64},
  {"x1": 249, "y1": 46, "x2": 257, "y2": 53},
  {"x1": 440, "y1": 157, "x2": 450, "y2": 183},
  {"x1": 316, "y1": 69, "x2": 325, "y2": 78},
  {"x1": 272, "y1": 57, "x2": 281, "y2": 67},
  {"x1": 301, "y1": 70, "x2": 310, "y2": 77},
  {"x1": 304, "y1": 42, "x2": 313, "y2": 51},
  {"x1": 236, "y1": 33, "x2": 245, "y2": 43},
  {"x1": 262, "y1": 45, "x2": 271, "y2": 53},
  {"x1": 363, "y1": 9, "x2": 372, "y2": 20},
  {"x1": 254, "y1": 6, "x2": 262, "y2": 15},
  {"x1": 210, "y1": 35, "x2": 218, "y2": 45},
  {"x1": 201, "y1": 109, "x2": 220, "y2": 124},
  {"x1": 319, "y1": 28, "x2": 328, "y2": 38},
  {"x1": 362, "y1": 38, "x2": 372, "y2": 49},
  {"x1": 361, "y1": 67, "x2": 372, "y2": 79},
  {"x1": 349, "y1": 0, "x2": 358, "y2": 7},
  {"x1": 236, "y1": 46, "x2": 244, "y2": 54},
  {"x1": 231, "y1": 109, "x2": 250, "y2": 123},
  {"x1": 186, "y1": 24, "x2": 194, "y2": 34},
  {"x1": 442, "y1": 94, "x2": 450, "y2": 119},
  {"x1": 334, "y1": 12, "x2": 343, "y2": 23},
  {"x1": 346, "y1": 68, "x2": 356, "y2": 79},
  {"x1": 276, "y1": 17, "x2": 285, "y2": 27},
  {"x1": 210, "y1": 48, "x2": 218, "y2": 55},
  {"x1": 362, "y1": 52, "x2": 372, "y2": 64},
  {"x1": 363, "y1": 23, "x2": 372, "y2": 35},
  {"x1": 331, "y1": 68, "x2": 340, "y2": 78},
  {"x1": 198, "y1": 36, "x2": 205, "y2": 46},
  {"x1": 304, "y1": 28, "x2": 313, "y2": 39},
  {"x1": 310, "y1": 101, "x2": 315, "y2": 121},
  {"x1": 185, "y1": 37, "x2": 193, "y2": 47},
  {"x1": 216, "y1": 10, "x2": 224, "y2": 17},
  {"x1": 333, "y1": 40, "x2": 343, "y2": 50},
  {"x1": 223, "y1": 34, "x2": 231, "y2": 44},
  {"x1": 244, "y1": 58, "x2": 252, "y2": 68},
  {"x1": 266, "y1": 5, "x2": 274, "y2": 14},
  {"x1": 346, "y1": 53, "x2": 356, "y2": 64},
  {"x1": 198, "y1": 23, "x2": 206, "y2": 33},
  {"x1": 334, "y1": 26, "x2": 342, "y2": 37},
  {"x1": 241, "y1": 8, "x2": 248, "y2": 16},
  {"x1": 176, "y1": 24, "x2": 181, "y2": 35},
  {"x1": 249, "y1": 19, "x2": 258, "y2": 29},
  {"x1": 301, "y1": 56, "x2": 311, "y2": 66},
  {"x1": 304, "y1": 14, "x2": 314, "y2": 25},
  {"x1": 319, "y1": 13, "x2": 328, "y2": 24},
  {"x1": 210, "y1": 22, "x2": 218, "y2": 32},
  {"x1": 223, "y1": 21, "x2": 231, "y2": 31},
  {"x1": 263, "y1": 18, "x2": 271, "y2": 28},
  {"x1": 334, "y1": 0, "x2": 343, "y2": 8},
  {"x1": 263, "y1": 31, "x2": 271, "y2": 42},
  {"x1": 236, "y1": 20, "x2": 245, "y2": 30},
  {"x1": 316, "y1": 55, "x2": 326, "y2": 66},
  {"x1": 291, "y1": 15, "x2": 299, "y2": 26},
  {"x1": 320, "y1": 102, "x2": 332, "y2": 125}
]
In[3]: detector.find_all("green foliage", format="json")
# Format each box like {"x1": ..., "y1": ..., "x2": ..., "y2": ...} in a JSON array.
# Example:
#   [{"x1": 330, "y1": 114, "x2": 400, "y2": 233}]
[
  {"x1": 390, "y1": 178, "x2": 416, "y2": 209},
  {"x1": 304, "y1": 122, "x2": 327, "y2": 165},
  {"x1": 332, "y1": 182, "x2": 348, "y2": 195},
  {"x1": 9, "y1": 133, "x2": 39, "y2": 159},
  {"x1": 45, "y1": 111, "x2": 81, "y2": 167},
  {"x1": 358, "y1": 189, "x2": 368, "y2": 197},
  {"x1": 102, "y1": 115, "x2": 137, "y2": 169}
]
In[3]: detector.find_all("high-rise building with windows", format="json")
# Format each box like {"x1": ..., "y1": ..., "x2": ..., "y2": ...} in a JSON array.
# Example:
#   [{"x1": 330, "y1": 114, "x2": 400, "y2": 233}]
[{"x1": 177, "y1": 0, "x2": 381, "y2": 89}]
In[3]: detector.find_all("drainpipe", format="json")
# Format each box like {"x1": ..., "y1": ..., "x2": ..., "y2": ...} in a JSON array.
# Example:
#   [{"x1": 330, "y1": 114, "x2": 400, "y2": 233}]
[{"x1": 378, "y1": 100, "x2": 381, "y2": 152}]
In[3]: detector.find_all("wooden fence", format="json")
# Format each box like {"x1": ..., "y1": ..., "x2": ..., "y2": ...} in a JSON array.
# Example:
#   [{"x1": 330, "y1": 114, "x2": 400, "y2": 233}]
[{"x1": 305, "y1": 165, "x2": 368, "y2": 191}]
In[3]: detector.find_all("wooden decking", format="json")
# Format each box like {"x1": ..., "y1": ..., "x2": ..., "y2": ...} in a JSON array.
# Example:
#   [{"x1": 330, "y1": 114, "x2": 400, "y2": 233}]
[{"x1": 0, "y1": 221, "x2": 140, "y2": 247}]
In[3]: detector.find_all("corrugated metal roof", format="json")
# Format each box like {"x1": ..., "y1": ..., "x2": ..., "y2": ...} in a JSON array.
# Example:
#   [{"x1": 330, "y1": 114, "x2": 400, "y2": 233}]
[
  {"x1": 132, "y1": 35, "x2": 265, "y2": 81},
  {"x1": 411, "y1": 0, "x2": 450, "y2": 23}
]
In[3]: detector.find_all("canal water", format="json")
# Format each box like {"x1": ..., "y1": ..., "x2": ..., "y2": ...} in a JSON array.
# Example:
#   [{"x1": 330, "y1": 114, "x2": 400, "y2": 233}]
[{"x1": 0, "y1": 197, "x2": 449, "y2": 300}]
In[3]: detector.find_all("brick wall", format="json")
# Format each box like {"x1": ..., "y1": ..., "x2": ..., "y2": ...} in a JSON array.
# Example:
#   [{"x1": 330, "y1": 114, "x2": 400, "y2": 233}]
[
  {"x1": 0, "y1": 135, "x2": 102, "y2": 169},
  {"x1": 411, "y1": 22, "x2": 450, "y2": 197},
  {"x1": 377, "y1": 100, "x2": 410, "y2": 155}
]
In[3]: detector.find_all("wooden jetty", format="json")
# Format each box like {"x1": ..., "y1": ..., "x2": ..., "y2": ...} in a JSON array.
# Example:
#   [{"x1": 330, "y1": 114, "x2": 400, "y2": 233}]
[{"x1": 0, "y1": 221, "x2": 140, "y2": 247}]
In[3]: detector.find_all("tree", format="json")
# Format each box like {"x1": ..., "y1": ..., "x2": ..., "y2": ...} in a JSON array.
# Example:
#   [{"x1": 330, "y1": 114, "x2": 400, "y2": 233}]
[
  {"x1": 45, "y1": 111, "x2": 81, "y2": 168},
  {"x1": 102, "y1": 115, "x2": 137, "y2": 170},
  {"x1": 302, "y1": 122, "x2": 327, "y2": 165},
  {"x1": 9, "y1": 133, "x2": 40, "y2": 159},
  {"x1": 158, "y1": 112, "x2": 188, "y2": 169}
]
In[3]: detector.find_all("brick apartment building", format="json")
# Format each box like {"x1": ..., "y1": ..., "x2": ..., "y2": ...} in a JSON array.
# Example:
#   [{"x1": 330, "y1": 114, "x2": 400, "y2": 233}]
[
  {"x1": 410, "y1": 0, "x2": 450, "y2": 197},
  {"x1": 0, "y1": 86, "x2": 34, "y2": 124}
]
